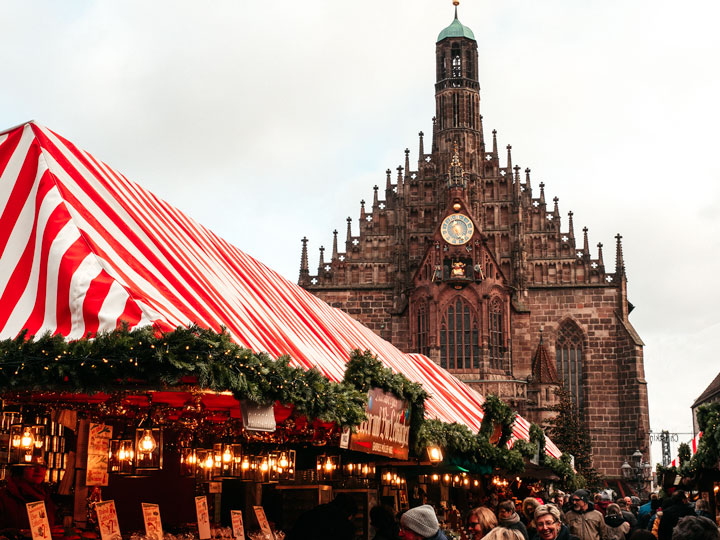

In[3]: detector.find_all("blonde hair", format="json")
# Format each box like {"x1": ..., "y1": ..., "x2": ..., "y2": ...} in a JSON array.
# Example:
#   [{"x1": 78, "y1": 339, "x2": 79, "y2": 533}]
[
  {"x1": 534, "y1": 504, "x2": 562, "y2": 524},
  {"x1": 468, "y1": 507, "x2": 498, "y2": 537},
  {"x1": 481, "y1": 528, "x2": 525, "y2": 540}
]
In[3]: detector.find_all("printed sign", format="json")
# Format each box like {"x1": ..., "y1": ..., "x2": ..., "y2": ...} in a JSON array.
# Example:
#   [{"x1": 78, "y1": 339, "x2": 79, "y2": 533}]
[
  {"x1": 195, "y1": 496, "x2": 212, "y2": 540},
  {"x1": 95, "y1": 500, "x2": 122, "y2": 540},
  {"x1": 142, "y1": 503, "x2": 164, "y2": 540},
  {"x1": 86, "y1": 423, "x2": 112, "y2": 486},
  {"x1": 230, "y1": 510, "x2": 245, "y2": 540},
  {"x1": 349, "y1": 387, "x2": 411, "y2": 459},
  {"x1": 253, "y1": 506, "x2": 273, "y2": 540},
  {"x1": 339, "y1": 427, "x2": 350, "y2": 449},
  {"x1": 26, "y1": 501, "x2": 51, "y2": 540}
]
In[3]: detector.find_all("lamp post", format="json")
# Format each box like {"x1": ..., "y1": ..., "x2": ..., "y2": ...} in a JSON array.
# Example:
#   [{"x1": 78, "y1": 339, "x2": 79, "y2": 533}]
[{"x1": 621, "y1": 449, "x2": 652, "y2": 495}]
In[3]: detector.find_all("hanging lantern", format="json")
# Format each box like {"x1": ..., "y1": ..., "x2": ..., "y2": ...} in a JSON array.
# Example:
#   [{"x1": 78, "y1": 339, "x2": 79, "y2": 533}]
[
  {"x1": 109, "y1": 439, "x2": 135, "y2": 475},
  {"x1": 240, "y1": 454, "x2": 252, "y2": 480},
  {"x1": 179, "y1": 447, "x2": 198, "y2": 477},
  {"x1": 9, "y1": 424, "x2": 45, "y2": 465},
  {"x1": 134, "y1": 415, "x2": 163, "y2": 471}
]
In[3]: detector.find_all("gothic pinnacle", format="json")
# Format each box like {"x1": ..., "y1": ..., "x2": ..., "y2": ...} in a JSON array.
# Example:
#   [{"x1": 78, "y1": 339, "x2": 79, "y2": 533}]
[
  {"x1": 386, "y1": 169, "x2": 392, "y2": 191},
  {"x1": 615, "y1": 233, "x2": 626, "y2": 277},
  {"x1": 506, "y1": 144, "x2": 512, "y2": 175},
  {"x1": 492, "y1": 130, "x2": 498, "y2": 155},
  {"x1": 346, "y1": 216, "x2": 352, "y2": 242},
  {"x1": 373, "y1": 185, "x2": 379, "y2": 207},
  {"x1": 568, "y1": 211, "x2": 574, "y2": 238},
  {"x1": 318, "y1": 245, "x2": 325, "y2": 269},
  {"x1": 418, "y1": 131, "x2": 424, "y2": 157},
  {"x1": 360, "y1": 199, "x2": 366, "y2": 220},
  {"x1": 525, "y1": 168, "x2": 532, "y2": 193},
  {"x1": 404, "y1": 148, "x2": 410, "y2": 174},
  {"x1": 299, "y1": 236, "x2": 309, "y2": 278},
  {"x1": 583, "y1": 226, "x2": 589, "y2": 256},
  {"x1": 597, "y1": 242, "x2": 604, "y2": 267},
  {"x1": 539, "y1": 182, "x2": 546, "y2": 204},
  {"x1": 397, "y1": 165, "x2": 403, "y2": 185},
  {"x1": 332, "y1": 229, "x2": 338, "y2": 259},
  {"x1": 553, "y1": 196, "x2": 559, "y2": 217}
]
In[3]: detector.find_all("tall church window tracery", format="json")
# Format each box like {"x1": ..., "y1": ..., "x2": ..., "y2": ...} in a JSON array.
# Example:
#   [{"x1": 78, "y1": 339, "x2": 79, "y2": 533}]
[
  {"x1": 416, "y1": 304, "x2": 429, "y2": 356},
  {"x1": 451, "y1": 44, "x2": 462, "y2": 78},
  {"x1": 555, "y1": 321, "x2": 584, "y2": 410},
  {"x1": 440, "y1": 297, "x2": 479, "y2": 370},
  {"x1": 488, "y1": 297, "x2": 504, "y2": 369}
]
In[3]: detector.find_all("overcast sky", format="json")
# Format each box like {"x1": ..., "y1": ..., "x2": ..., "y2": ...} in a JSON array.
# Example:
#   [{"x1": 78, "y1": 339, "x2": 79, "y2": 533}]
[{"x1": 3, "y1": 0, "x2": 719, "y2": 468}]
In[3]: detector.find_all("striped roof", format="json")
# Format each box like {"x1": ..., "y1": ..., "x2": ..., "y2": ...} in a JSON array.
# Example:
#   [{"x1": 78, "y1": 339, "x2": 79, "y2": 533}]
[{"x1": 0, "y1": 121, "x2": 560, "y2": 458}]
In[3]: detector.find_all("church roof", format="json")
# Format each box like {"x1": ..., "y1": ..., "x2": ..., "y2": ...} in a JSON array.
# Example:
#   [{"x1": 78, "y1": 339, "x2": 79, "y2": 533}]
[
  {"x1": 437, "y1": 12, "x2": 476, "y2": 42},
  {"x1": 531, "y1": 336, "x2": 560, "y2": 384},
  {"x1": 692, "y1": 371, "x2": 720, "y2": 408}
]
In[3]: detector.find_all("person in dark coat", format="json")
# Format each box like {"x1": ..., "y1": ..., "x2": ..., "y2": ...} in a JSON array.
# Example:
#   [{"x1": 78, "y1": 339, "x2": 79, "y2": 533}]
[
  {"x1": 533, "y1": 504, "x2": 580, "y2": 540},
  {"x1": 371, "y1": 504, "x2": 400, "y2": 540},
  {"x1": 671, "y1": 516, "x2": 719, "y2": 540},
  {"x1": 498, "y1": 500, "x2": 530, "y2": 540},
  {"x1": 286, "y1": 493, "x2": 357, "y2": 540},
  {"x1": 0, "y1": 464, "x2": 56, "y2": 529},
  {"x1": 657, "y1": 491, "x2": 695, "y2": 540},
  {"x1": 694, "y1": 499, "x2": 714, "y2": 521}
]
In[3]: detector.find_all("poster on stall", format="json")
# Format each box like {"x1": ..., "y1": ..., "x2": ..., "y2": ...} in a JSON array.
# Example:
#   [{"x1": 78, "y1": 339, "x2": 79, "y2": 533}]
[
  {"x1": 252, "y1": 506, "x2": 273, "y2": 540},
  {"x1": 349, "y1": 387, "x2": 410, "y2": 459},
  {"x1": 95, "y1": 500, "x2": 122, "y2": 540},
  {"x1": 141, "y1": 503, "x2": 164, "y2": 540},
  {"x1": 26, "y1": 501, "x2": 51, "y2": 540},
  {"x1": 86, "y1": 423, "x2": 113, "y2": 486},
  {"x1": 195, "y1": 496, "x2": 212, "y2": 540},
  {"x1": 230, "y1": 510, "x2": 245, "y2": 540}
]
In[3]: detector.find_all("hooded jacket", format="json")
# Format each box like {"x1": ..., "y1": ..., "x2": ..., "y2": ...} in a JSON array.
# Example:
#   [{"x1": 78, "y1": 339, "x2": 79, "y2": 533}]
[
  {"x1": 565, "y1": 502, "x2": 607, "y2": 540},
  {"x1": 604, "y1": 514, "x2": 630, "y2": 540}
]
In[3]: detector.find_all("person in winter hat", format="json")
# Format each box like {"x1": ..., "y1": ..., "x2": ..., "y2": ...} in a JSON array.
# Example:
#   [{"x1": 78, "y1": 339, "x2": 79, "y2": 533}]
[
  {"x1": 400, "y1": 505, "x2": 448, "y2": 540},
  {"x1": 565, "y1": 490, "x2": 607, "y2": 540},
  {"x1": 603, "y1": 504, "x2": 630, "y2": 540}
]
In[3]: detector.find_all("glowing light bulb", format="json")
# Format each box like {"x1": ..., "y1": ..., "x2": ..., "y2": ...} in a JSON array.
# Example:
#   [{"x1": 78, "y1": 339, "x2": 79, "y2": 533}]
[
  {"x1": 204, "y1": 455, "x2": 214, "y2": 469},
  {"x1": 118, "y1": 447, "x2": 127, "y2": 461},
  {"x1": 21, "y1": 428, "x2": 34, "y2": 449},
  {"x1": 241, "y1": 458, "x2": 250, "y2": 470},
  {"x1": 188, "y1": 452, "x2": 197, "y2": 465},
  {"x1": 222, "y1": 447, "x2": 232, "y2": 463},
  {"x1": 140, "y1": 430, "x2": 156, "y2": 453},
  {"x1": 279, "y1": 453, "x2": 289, "y2": 469},
  {"x1": 260, "y1": 460, "x2": 269, "y2": 472},
  {"x1": 324, "y1": 459, "x2": 333, "y2": 472}
]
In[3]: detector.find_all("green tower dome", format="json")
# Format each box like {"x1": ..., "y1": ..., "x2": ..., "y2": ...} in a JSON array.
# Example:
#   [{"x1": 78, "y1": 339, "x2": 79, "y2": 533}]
[{"x1": 437, "y1": 12, "x2": 476, "y2": 42}]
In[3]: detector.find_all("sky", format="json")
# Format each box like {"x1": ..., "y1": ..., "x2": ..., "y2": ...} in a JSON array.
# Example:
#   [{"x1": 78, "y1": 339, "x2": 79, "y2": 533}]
[{"x1": 2, "y1": 0, "x2": 719, "y2": 468}]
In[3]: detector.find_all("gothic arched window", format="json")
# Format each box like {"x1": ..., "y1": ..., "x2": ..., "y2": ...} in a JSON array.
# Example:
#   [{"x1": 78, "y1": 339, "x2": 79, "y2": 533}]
[
  {"x1": 440, "y1": 297, "x2": 479, "y2": 370},
  {"x1": 555, "y1": 321, "x2": 584, "y2": 410},
  {"x1": 488, "y1": 297, "x2": 504, "y2": 369},
  {"x1": 416, "y1": 304, "x2": 429, "y2": 357}
]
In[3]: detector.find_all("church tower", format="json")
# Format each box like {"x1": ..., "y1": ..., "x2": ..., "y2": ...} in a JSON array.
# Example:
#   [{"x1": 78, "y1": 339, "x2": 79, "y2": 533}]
[{"x1": 298, "y1": 3, "x2": 650, "y2": 479}]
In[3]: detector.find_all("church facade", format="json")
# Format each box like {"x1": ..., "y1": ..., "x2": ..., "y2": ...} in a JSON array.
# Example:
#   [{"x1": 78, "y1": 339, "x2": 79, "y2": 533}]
[{"x1": 298, "y1": 9, "x2": 649, "y2": 477}]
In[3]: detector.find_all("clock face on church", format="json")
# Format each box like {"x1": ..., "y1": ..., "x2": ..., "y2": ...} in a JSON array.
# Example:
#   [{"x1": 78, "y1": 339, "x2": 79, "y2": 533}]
[{"x1": 441, "y1": 213, "x2": 474, "y2": 245}]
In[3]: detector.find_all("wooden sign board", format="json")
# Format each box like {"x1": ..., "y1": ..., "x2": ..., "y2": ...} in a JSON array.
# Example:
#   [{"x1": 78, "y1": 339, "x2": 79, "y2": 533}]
[
  {"x1": 230, "y1": 510, "x2": 245, "y2": 540},
  {"x1": 349, "y1": 387, "x2": 411, "y2": 459},
  {"x1": 86, "y1": 423, "x2": 112, "y2": 486},
  {"x1": 142, "y1": 503, "x2": 164, "y2": 540},
  {"x1": 253, "y1": 506, "x2": 273, "y2": 540},
  {"x1": 95, "y1": 500, "x2": 122, "y2": 540},
  {"x1": 26, "y1": 501, "x2": 51, "y2": 540},
  {"x1": 195, "y1": 496, "x2": 212, "y2": 540}
]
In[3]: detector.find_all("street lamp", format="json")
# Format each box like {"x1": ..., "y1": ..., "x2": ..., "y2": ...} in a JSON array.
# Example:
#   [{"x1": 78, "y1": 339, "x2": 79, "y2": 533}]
[{"x1": 621, "y1": 449, "x2": 652, "y2": 495}]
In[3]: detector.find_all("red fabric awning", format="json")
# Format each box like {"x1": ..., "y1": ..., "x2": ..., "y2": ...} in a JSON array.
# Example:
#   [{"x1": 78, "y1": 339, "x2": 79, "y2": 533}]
[{"x1": 0, "y1": 121, "x2": 561, "y2": 458}]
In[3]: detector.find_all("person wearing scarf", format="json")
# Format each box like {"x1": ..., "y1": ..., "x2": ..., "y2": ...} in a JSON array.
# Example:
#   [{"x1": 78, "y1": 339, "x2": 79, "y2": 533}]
[{"x1": 498, "y1": 500, "x2": 530, "y2": 540}]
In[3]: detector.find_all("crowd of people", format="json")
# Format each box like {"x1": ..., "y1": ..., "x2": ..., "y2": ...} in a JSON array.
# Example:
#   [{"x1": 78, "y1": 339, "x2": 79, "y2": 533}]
[{"x1": 286, "y1": 487, "x2": 720, "y2": 540}]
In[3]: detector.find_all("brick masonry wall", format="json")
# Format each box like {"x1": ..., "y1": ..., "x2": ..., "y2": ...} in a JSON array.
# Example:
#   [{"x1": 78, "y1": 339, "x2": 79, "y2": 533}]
[
  {"x1": 512, "y1": 285, "x2": 649, "y2": 477},
  {"x1": 312, "y1": 289, "x2": 396, "y2": 342}
]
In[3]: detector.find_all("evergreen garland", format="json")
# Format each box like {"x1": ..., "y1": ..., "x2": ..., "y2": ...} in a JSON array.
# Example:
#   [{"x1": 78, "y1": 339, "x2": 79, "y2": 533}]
[
  {"x1": 0, "y1": 325, "x2": 367, "y2": 427},
  {"x1": 0, "y1": 326, "x2": 560, "y2": 476}
]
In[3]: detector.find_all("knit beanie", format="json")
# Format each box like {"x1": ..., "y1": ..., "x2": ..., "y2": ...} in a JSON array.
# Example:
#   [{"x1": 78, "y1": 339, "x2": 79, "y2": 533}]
[
  {"x1": 401, "y1": 505, "x2": 439, "y2": 538},
  {"x1": 573, "y1": 489, "x2": 590, "y2": 503}
]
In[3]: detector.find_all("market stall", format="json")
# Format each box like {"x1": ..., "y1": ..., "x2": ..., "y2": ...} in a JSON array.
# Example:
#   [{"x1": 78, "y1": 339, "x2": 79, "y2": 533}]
[{"x1": 0, "y1": 122, "x2": 567, "y2": 539}]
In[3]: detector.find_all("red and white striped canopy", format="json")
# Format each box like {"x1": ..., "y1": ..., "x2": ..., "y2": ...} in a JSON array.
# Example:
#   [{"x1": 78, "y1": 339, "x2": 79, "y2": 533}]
[{"x1": 0, "y1": 121, "x2": 560, "y2": 458}]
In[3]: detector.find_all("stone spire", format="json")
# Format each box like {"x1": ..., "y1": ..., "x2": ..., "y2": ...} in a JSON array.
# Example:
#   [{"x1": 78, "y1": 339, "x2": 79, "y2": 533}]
[
  {"x1": 360, "y1": 199, "x2": 366, "y2": 221},
  {"x1": 492, "y1": 129, "x2": 498, "y2": 156},
  {"x1": 332, "y1": 229, "x2": 338, "y2": 259},
  {"x1": 615, "y1": 233, "x2": 626, "y2": 277},
  {"x1": 525, "y1": 168, "x2": 532, "y2": 194},
  {"x1": 299, "y1": 236, "x2": 309, "y2": 282},
  {"x1": 386, "y1": 168, "x2": 392, "y2": 192},
  {"x1": 318, "y1": 245, "x2": 325, "y2": 271},
  {"x1": 418, "y1": 131, "x2": 424, "y2": 157},
  {"x1": 346, "y1": 216, "x2": 352, "y2": 246},
  {"x1": 373, "y1": 185, "x2": 379, "y2": 208},
  {"x1": 506, "y1": 144, "x2": 513, "y2": 176},
  {"x1": 568, "y1": 211, "x2": 575, "y2": 239},
  {"x1": 404, "y1": 148, "x2": 410, "y2": 175},
  {"x1": 583, "y1": 227, "x2": 590, "y2": 256},
  {"x1": 597, "y1": 242, "x2": 604, "y2": 268},
  {"x1": 539, "y1": 182, "x2": 546, "y2": 205}
]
